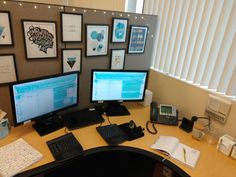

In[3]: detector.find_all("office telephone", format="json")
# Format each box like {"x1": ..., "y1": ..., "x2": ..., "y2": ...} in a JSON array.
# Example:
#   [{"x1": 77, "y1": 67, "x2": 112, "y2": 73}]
[{"x1": 150, "y1": 102, "x2": 178, "y2": 125}]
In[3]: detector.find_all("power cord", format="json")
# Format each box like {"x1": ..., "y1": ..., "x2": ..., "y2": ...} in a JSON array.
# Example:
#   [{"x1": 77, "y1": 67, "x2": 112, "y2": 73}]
[
  {"x1": 146, "y1": 121, "x2": 158, "y2": 135},
  {"x1": 105, "y1": 114, "x2": 112, "y2": 125},
  {"x1": 191, "y1": 116, "x2": 211, "y2": 128}
]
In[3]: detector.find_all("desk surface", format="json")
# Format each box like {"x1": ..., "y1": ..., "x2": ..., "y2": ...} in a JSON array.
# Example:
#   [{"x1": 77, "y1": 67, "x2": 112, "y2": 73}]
[{"x1": 1, "y1": 103, "x2": 236, "y2": 177}]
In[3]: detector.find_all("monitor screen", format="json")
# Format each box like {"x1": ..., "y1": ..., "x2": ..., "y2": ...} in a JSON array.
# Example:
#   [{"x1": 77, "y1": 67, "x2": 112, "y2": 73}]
[
  {"x1": 10, "y1": 72, "x2": 78, "y2": 126},
  {"x1": 91, "y1": 70, "x2": 148, "y2": 102}
]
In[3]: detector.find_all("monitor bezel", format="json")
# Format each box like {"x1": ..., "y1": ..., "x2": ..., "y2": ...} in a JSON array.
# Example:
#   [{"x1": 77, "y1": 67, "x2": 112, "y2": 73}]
[
  {"x1": 90, "y1": 69, "x2": 149, "y2": 103},
  {"x1": 9, "y1": 72, "x2": 79, "y2": 126}
]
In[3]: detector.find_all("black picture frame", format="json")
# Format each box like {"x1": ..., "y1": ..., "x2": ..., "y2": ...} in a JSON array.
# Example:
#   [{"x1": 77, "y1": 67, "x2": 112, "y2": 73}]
[
  {"x1": 61, "y1": 12, "x2": 83, "y2": 43},
  {"x1": 62, "y1": 48, "x2": 82, "y2": 73},
  {"x1": 110, "y1": 49, "x2": 126, "y2": 70},
  {"x1": 85, "y1": 24, "x2": 109, "y2": 57},
  {"x1": 0, "y1": 11, "x2": 14, "y2": 46},
  {"x1": 0, "y1": 54, "x2": 18, "y2": 84},
  {"x1": 22, "y1": 20, "x2": 58, "y2": 60},
  {"x1": 111, "y1": 18, "x2": 128, "y2": 43},
  {"x1": 128, "y1": 25, "x2": 148, "y2": 54}
]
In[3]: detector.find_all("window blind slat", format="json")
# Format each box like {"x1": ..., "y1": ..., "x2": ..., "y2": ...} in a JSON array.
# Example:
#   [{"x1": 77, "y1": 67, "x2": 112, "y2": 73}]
[
  {"x1": 201, "y1": 0, "x2": 234, "y2": 87},
  {"x1": 169, "y1": 0, "x2": 190, "y2": 75},
  {"x1": 152, "y1": 0, "x2": 159, "y2": 15},
  {"x1": 153, "y1": 0, "x2": 165, "y2": 69},
  {"x1": 175, "y1": 0, "x2": 198, "y2": 78},
  {"x1": 143, "y1": 0, "x2": 150, "y2": 14},
  {"x1": 149, "y1": 0, "x2": 155, "y2": 14},
  {"x1": 210, "y1": 1, "x2": 236, "y2": 90},
  {"x1": 158, "y1": 0, "x2": 176, "y2": 71},
  {"x1": 187, "y1": 0, "x2": 215, "y2": 81},
  {"x1": 163, "y1": 0, "x2": 183, "y2": 73},
  {"x1": 218, "y1": 34, "x2": 236, "y2": 93},
  {"x1": 154, "y1": 0, "x2": 170, "y2": 71},
  {"x1": 181, "y1": 0, "x2": 206, "y2": 80},
  {"x1": 226, "y1": 66, "x2": 236, "y2": 97},
  {"x1": 194, "y1": 0, "x2": 224, "y2": 84}
]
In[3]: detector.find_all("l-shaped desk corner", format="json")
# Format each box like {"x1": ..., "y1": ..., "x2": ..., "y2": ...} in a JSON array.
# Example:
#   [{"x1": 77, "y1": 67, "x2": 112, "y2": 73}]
[{"x1": 1, "y1": 103, "x2": 236, "y2": 177}]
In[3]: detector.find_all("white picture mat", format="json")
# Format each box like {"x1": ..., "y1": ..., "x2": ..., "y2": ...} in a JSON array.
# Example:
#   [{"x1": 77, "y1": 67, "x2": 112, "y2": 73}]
[
  {"x1": 62, "y1": 13, "x2": 82, "y2": 41},
  {"x1": 86, "y1": 25, "x2": 109, "y2": 56},
  {"x1": 63, "y1": 49, "x2": 81, "y2": 73},
  {"x1": 0, "y1": 12, "x2": 12, "y2": 45},
  {"x1": 111, "y1": 50, "x2": 125, "y2": 70},
  {"x1": 0, "y1": 55, "x2": 17, "y2": 83},
  {"x1": 112, "y1": 19, "x2": 128, "y2": 42},
  {"x1": 23, "y1": 21, "x2": 57, "y2": 59}
]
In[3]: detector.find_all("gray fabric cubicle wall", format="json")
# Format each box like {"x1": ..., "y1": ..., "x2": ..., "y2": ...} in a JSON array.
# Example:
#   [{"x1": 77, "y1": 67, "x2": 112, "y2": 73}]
[{"x1": 0, "y1": 0, "x2": 157, "y2": 124}]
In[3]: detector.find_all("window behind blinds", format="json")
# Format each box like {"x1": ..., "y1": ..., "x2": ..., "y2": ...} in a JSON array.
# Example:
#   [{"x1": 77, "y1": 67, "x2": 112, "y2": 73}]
[{"x1": 143, "y1": 0, "x2": 236, "y2": 99}]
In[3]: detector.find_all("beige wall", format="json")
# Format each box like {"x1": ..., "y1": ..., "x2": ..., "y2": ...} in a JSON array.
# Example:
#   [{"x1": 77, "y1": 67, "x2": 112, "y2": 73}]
[
  {"x1": 16, "y1": 0, "x2": 125, "y2": 11},
  {"x1": 148, "y1": 69, "x2": 236, "y2": 137}
]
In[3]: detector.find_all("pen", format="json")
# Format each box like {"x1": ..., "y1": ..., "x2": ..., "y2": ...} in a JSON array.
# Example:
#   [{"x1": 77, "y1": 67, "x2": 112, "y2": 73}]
[{"x1": 183, "y1": 147, "x2": 187, "y2": 163}]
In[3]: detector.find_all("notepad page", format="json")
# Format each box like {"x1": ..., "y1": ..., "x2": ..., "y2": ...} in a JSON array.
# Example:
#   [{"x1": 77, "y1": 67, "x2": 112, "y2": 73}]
[
  {"x1": 171, "y1": 143, "x2": 200, "y2": 169},
  {"x1": 151, "y1": 136, "x2": 180, "y2": 156},
  {"x1": 0, "y1": 138, "x2": 43, "y2": 177}
]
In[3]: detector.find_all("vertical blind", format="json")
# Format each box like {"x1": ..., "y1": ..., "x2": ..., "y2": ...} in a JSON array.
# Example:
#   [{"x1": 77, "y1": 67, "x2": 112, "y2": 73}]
[{"x1": 144, "y1": 0, "x2": 236, "y2": 99}]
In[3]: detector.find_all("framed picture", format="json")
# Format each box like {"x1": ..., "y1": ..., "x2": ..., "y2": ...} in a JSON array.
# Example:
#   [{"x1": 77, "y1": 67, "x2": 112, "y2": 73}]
[
  {"x1": 62, "y1": 48, "x2": 82, "y2": 73},
  {"x1": 0, "y1": 54, "x2": 18, "y2": 84},
  {"x1": 22, "y1": 20, "x2": 58, "y2": 59},
  {"x1": 61, "y1": 12, "x2": 83, "y2": 42},
  {"x1": 86, "y1": 24, "x2": 109, "y2": 57},
  {"x1": 0, "y1": 11, "x2": 13, "y2": 46},
  {"x1": 128, "y1": 25, "x2": 148, "y2": 54},
  {"x1": 111, "y1": 18, "x2": 128, "y2": 43},
  {"x1": 110, "y1": 49, "x2": 125, "y2": 70}
]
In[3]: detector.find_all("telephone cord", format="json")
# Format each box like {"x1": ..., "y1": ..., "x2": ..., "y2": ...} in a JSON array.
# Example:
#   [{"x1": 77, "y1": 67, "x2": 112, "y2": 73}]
[{"x1": 146, "y1": 121, "x2": 158, "y2": 135}]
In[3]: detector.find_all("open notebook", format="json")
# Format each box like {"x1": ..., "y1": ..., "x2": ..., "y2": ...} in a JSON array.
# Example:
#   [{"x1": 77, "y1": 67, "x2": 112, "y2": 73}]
[{"x1": 151, "y1": 136, "x2": 200, "y2": 169}]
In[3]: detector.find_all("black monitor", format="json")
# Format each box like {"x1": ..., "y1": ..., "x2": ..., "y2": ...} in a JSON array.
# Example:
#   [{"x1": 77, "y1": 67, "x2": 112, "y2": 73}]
[
  {"x1": 91, "y1": 70, "x2": 148, "y2": 116},
  {"x1": 9, "y1": 72, "x2": 79, "y2": 136}
]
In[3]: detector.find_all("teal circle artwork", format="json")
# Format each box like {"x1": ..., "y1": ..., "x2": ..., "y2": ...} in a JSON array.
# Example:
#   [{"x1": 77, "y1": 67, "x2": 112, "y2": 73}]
[{"x1": 115, "y1": 22, "x2": 125, "y2": 39}]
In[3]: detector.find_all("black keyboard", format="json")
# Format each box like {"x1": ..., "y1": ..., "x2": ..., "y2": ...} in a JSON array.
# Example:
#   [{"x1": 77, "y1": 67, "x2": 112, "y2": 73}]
[
  {"x1": 96, "y1": 124, "x2": 128, "y2": 145},
  {"x1": 63, "y1": 109, "x2": 105, "y2": 130},
  {"x1": 47, "y1": 133, "x2": 83, "y2": 161}
]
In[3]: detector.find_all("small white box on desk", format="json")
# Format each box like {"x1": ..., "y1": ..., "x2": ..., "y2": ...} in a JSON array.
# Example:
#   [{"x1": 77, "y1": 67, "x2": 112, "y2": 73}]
[
  {"x1": 140, "y1": 89, "x2": 153, "y2": 106},
  {"x1": 217, "y1": 134, "x2": 236, "y2": 156},
  {"x1": 230, "y1": 145, "x2": 236, "y2": 159}
]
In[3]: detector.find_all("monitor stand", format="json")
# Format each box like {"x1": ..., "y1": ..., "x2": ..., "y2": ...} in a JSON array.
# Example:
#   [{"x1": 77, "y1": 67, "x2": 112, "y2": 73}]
[
  {"x1": 32, "y1": 114, "x2": 65, "y2": 136},
  {"x1": 105, "y1": 103, "x2": 130, "y2": 116}
]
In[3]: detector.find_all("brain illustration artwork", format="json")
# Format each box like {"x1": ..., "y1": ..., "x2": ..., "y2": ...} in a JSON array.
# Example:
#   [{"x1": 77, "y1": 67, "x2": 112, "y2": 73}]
[{"x1": 27, "y1": 26, "x2": 54, "y2": 53}]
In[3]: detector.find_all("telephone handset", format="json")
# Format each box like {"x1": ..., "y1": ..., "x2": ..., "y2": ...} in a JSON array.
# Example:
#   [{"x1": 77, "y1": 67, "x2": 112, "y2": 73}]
[
  {"x1": 150, "y1": 102, "x2": 158, "y2": 123},
  {"x1": 150, "y1": 101, "x2": 178, "y2": 125}
]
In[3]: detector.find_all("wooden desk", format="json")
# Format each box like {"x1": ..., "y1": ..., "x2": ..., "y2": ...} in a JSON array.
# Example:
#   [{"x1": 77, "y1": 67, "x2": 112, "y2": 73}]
[{"x1": 1, "y1": 103, "x2": 236, "y2": 177}]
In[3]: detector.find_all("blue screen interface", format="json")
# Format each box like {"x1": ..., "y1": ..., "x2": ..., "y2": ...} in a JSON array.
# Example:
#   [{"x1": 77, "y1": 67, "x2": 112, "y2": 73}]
[
  {"x1": 92, "y1": 71, "x2": 147, "y2": 102},
  {"x1": 12, "y1": 73, "x2": 78, "y2": 124}
]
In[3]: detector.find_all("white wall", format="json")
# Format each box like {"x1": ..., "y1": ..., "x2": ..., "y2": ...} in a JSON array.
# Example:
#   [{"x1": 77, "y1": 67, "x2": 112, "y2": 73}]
[
  {"x1": 16, "y1": 0, "x2": 125, "y2": 11},
  {"x1": 148, "y1": 69, "x2": 236, "y2": 137}
]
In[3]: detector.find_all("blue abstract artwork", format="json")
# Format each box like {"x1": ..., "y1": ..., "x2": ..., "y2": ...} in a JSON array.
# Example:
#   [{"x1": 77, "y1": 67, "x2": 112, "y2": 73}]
[
  {"x1": 128, "y1": 26, "x2": 148, "y2": 54},
  {"x1": 86, "y1": 25, "x2": 109, "y2": 56},
  {"x1": 112, "y1": 18, "x2": 128, "y2": 43}
]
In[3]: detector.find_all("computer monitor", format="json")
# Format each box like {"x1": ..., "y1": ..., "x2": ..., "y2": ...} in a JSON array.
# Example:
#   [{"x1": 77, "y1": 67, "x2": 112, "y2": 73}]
[
  {"x1": 91, "y1": 70, "x2": 148, "y2": 116},
  {"x1": 9, "y1": 72, "x2": 79, "y2": 136}
]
